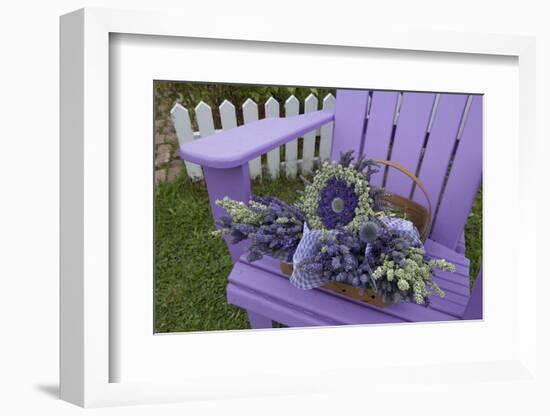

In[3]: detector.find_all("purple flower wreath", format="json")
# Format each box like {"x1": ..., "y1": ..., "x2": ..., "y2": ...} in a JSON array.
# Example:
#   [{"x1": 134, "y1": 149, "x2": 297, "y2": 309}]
[{"x1": 316, "y1": 177, "x2": 359, "y2": 229}]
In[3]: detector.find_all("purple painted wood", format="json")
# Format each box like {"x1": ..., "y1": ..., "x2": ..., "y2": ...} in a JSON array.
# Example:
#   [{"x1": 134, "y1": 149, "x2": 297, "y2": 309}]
[
  {"x1": 242, "y1": 256, "x2": 461, "y2": 323},
  {"x1": 437, "y1": 267, "x2": 469, "y2": 286},
  {"x1": 430, "y1": 96, "x2": 482, "y2": 248},
  {"x1": 385, "y1": 92, "x2": 435, "y2": 198},
  {"x1": 428, "y1": 298, "x2": 464, "y2": 318},
  {"x1": 179, "y1": 109, "x2": 334, "y2": 168},
  {"x1": 463, "y1": 267, "x2": 482, "y2": 320},
  {"x1": 203, "y1": 165, "x2": 251, "y2": 263},
  {"x1": 330, "y1": 89, "x2": 369, "y2": 161},
  {"x1": 228, "y1": 262, "x2": 450, "y2": 326},
  {"x1": 362, "y1": 91, "x2": 400, "y2": 187},
  {"x1": 228, "y1": 257, "x2": 470, "y2": 327},
  {"x1": 423, "y1": 238, "x2": 470, "y2": 268},
  {"x1": 227, "y1": 284, "x2": 340, "y2": 327},
  {"x1": 456, "y1": 232, "x2": 466, "y2": 255},
  {"x1": 431, "y1": 274, "x2": 470, "y2": 298},
  {"x1": 413, "y1": 94, "x2": 468, "y2": 233},
  {"x1": 246, "y1": 310, "x2": 273, "y2": 329}
]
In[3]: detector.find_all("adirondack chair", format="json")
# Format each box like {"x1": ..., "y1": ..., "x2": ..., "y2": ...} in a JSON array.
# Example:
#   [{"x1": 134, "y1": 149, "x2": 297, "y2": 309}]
[{"x1": 179, "y1": 89, "x2": 483, "y2": 328}]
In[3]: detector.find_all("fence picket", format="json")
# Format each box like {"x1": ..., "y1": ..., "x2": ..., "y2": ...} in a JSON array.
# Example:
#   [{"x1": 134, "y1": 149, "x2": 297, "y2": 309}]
[
  {"x1": 219, "y1": 99, "x2": 237, "y2": 130},
  {"x1": 242, "y1": 98, "x2": 262, "y2": 179},
  {"x1": 284, "y1": 95, "x2": 299, "y2": 178},
  {"x1": 195, "y1": 101, "x2": 216, "y2": 138},
  {"x1": 320, "y1": 93, "x2": 336, "y2": 161},
  {"x1": 302, "y1": 93, "x2": 318, "y2": 173},
  {"x1": 264, "y1": 97, "x2": 280, "y2": 179},
  {"x1": 170, "y1": 104, "x2": 203, "y2": 180}
]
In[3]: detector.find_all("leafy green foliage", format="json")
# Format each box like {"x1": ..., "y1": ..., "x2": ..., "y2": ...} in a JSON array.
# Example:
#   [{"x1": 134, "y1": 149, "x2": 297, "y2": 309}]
[{"x1": 155, "y1": 81, "x2": 335, "y2": 129}]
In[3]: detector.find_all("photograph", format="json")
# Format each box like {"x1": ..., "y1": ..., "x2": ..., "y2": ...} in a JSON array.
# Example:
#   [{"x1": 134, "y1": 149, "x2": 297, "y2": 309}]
[{"x1": 153, "y1": 81, "x2": 483, "y2": 333}]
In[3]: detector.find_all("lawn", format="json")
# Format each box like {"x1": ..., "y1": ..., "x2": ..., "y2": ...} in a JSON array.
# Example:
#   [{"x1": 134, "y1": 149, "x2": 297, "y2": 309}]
[
  {"x1": 155, "y1": 170, "x2": 482, "y2": 333},
  {"x1": 464, "y1": 187, "x2": 482, "y2": 288}
]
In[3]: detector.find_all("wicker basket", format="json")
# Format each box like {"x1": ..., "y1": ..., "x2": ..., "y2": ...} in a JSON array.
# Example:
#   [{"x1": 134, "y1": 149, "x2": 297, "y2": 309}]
[
  {"x1": 280, "y1": 159, "x2": 432, "y2": 308},
  {"x1": 280, "y1": 262, "x2": 386, "y2": 307},
  {"x1": 375, "y1": 159, "x2": 432, "y2": 241}
]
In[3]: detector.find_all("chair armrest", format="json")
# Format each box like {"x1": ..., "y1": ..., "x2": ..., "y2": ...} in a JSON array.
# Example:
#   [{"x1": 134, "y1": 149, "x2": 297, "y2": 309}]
[{"x1": 179, "y1": 109, "x2": 335, "y2": 168}]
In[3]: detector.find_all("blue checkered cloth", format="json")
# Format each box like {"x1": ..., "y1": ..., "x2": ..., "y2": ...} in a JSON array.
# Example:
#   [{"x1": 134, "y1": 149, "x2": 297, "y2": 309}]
[
  {"x1": 381, "y1": 216, "x2": 421, "y2": 246},
  {"x1": 290, "y1": 223, "x2": 331, "y2": 289},
  {"x1": 365, "y1": 217, "x2": 422, "y2": 259}
]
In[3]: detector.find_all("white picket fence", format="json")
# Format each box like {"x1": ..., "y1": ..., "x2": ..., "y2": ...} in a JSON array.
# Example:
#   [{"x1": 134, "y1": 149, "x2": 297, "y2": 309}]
[{"x1": 170, "y1": 93, "x2": 336, "y2": 181}]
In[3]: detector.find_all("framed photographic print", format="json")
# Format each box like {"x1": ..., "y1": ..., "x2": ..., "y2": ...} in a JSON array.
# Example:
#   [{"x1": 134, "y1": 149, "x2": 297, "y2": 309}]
[
  {"x1": 60, "y1": 7, "x2": 540, "y2": 409},
  {"x1": 153, "y1": 79, "x2": 482, "y2": 334}
]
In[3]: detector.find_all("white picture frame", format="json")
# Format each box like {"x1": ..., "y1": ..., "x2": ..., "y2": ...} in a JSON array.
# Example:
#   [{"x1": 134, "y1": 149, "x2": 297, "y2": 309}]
[{"x1": 60, "y1": 7, "x2": 540, "y2": 408}]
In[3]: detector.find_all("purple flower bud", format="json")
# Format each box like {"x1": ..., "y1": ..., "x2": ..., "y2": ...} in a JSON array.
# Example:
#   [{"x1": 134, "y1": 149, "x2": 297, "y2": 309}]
[{"x1": 359, "y1": 221, "x2": 379, "y2": 243}]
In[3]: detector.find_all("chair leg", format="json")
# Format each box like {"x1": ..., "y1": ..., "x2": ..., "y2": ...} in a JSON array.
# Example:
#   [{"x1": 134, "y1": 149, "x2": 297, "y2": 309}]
[
  {"x1": 463, "y1": 266, "x2": 482, "y2": 320},
  {"x1": 247, "y1": 310, "x2": 273, "y2": 329}
]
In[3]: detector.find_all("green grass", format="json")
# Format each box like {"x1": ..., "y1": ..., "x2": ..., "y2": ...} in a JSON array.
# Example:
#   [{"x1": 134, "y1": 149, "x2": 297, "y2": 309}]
[
  {"x1": 155, "y1": 174, "x2": 244, "y2": 333},
  {"x1": 464, "y1": 187, "x2": 482, "y2": 289},
  {"x1": 154, "y1": 172, "x2": 304, "y2": 333},
  {"x1": 155, "y1": 171, "x2": 482, "y2": 333}
]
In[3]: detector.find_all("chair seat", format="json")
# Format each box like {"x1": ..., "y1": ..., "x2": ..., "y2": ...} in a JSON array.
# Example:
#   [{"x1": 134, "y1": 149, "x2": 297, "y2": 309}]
[{"x1": 227, "y1": 239, "x2": 471, "y2": 327}]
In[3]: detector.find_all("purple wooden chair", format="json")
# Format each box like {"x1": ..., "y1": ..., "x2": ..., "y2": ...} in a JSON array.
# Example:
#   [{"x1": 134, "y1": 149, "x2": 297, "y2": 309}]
[{"x1": 180, "y1": 89, "x2": 483, "y2": 328}]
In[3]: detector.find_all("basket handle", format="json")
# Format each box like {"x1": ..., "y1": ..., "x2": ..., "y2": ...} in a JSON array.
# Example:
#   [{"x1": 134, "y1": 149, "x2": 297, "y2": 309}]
[{"x1": 373, "y1": 159, "x2": 432, "y2": 237}]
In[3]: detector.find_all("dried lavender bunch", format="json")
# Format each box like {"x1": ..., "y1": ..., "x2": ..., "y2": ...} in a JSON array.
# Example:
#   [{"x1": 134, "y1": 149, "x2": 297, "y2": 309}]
[
  {"x1": 371, "y1": 248, "x2": 454, "y2": 305},
  {"x1": 336, "y1": 150, "x2": 380, "y2": 182},
  {"x1": 215, "y1": 195, "x2": 306, "y2": 263},
  {"x1": 364, "y1": 218, "x2": 419, "y2": 269},
  {"x1": 363, "y1": 218, "x2": 453, "y2": 305},
  {"x1": 294, "y1": 228, "x2": 374, "y2": 289}
]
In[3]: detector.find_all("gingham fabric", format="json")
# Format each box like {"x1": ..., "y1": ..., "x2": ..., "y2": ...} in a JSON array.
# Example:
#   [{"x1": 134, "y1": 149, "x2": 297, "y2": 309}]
[
  {"x1": 290, "y1": 223, "x2": 331, "y2": 289},
  {"x1": 365, "y1": 217, "x2": 422, "y2": 260},
  {"x1": 381, "y1": 216, "x2": 421, "y2": 246},
  {"x1": 290, "y1": 217, "x2": 422, "y2": 290}
]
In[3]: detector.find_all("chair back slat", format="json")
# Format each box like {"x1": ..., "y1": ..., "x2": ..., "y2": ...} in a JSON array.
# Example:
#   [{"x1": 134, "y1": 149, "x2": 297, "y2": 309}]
[
  {"x1": 430, "y1": 96, "x2": 482, "y2": 248},
  {"x1": 330, "y1": 89, "x2": 369, "y2": 161},
  {"x1": 384, "y1": 92, "x2": 436, "y2": 197},
  {"x1": 413, "y1": 94, "x2": 469, "y2": 232},
  {"x1": 331, "y1": 89, "x2": 482, "y2": 251},
  {"x1": 362, "y1": 91, "x2": 400, "y2": 187}
]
